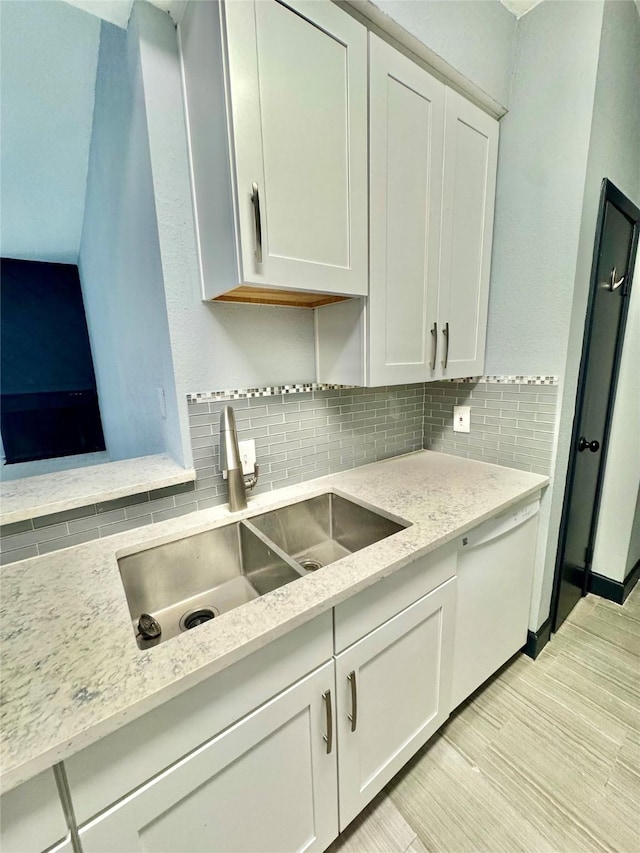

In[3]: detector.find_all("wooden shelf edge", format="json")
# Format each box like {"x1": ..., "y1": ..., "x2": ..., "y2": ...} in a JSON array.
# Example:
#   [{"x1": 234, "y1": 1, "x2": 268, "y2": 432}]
[{"x1": 211, "y1": 286, "x2": 352, "y2": 309}]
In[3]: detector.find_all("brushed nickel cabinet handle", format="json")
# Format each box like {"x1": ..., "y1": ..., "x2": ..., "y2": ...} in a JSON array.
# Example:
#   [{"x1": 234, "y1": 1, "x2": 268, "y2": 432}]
[
  {"x1": 251, "y1": 182, "x2": 262, "y2": 264},
  {"x1": 347, "y1": 670, "x2": 357, "y2": 733},
  {"x1": 322, "y1": 689, "x2": 333, "y2": 754},
  {"x1": 442, "y1": 321, "x2": 450, "y2": 369},
  {"x1": 430, "y1": 322, "x2": 438, "y2": 371}
]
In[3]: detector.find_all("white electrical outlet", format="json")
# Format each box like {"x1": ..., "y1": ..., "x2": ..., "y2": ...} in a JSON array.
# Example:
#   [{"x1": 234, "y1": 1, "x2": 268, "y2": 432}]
[
  {"x1": 453, "y1": 405, "x2": 471, "y2": 433},
  {"x1": 238, "y1": 439, "x2": 256, "y2": 475}
]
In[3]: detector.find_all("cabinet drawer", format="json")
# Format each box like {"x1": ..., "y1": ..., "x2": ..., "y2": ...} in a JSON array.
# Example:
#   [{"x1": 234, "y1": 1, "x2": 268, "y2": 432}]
[
  {"x1": 334, "y1": 543, "x2": 456, "y2": 652},
  {"x1": 65, "y1": 611, "x2": 332, "y2": 823}
]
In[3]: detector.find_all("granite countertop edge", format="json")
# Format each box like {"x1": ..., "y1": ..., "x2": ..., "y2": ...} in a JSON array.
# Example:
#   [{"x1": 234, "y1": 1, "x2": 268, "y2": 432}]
[
  {"x1": 0, "y1": 450, "x2": 549, "y2": 794},
  {"x1": 0, "y1": 454, "x2": 197, "y2": 526}
]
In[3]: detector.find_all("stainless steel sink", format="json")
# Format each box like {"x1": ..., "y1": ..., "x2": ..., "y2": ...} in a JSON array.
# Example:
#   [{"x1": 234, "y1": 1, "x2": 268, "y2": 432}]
[
  {"x1": 118, "y1": 491, "x2": 408, "y2": 649},
  {"x1": 118, "y1": 521, "x2": 303, "y2": 648},
  {"x1": 247, "y1": 492, "x2": 407, "y2": 573}
]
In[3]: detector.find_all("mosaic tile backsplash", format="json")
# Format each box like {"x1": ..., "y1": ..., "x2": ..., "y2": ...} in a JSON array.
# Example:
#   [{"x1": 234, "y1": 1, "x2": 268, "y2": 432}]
[
  {"x1": 188, "y1": 384, "x2": 424, "y2": 509},
  {"x1": 0, "y1": 377, "x2": 558, "y2": 564}
]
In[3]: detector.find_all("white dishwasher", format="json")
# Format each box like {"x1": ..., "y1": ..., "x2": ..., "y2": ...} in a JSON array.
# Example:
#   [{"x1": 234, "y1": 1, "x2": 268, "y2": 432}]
[{"x1": 451, "y1": 498, "x2": 540, "y2": 710}]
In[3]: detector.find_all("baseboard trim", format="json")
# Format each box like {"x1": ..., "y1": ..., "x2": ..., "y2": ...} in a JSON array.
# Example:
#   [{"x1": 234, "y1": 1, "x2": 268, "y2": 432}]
[
  {"x1": 525, "y1": 617, "x2": 551, "y2": 659},
  {"x1": 588, "y1": 559, "x2": 640, "y2": 605}
]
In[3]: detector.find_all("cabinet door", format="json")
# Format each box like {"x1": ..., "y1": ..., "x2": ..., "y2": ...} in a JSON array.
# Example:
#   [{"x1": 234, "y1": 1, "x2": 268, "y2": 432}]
[
  {"x1": 79, "y1": 663, "x2": 338, "y2": 853},
  {"x1": 224, "y1": 0, "x2": 367, "y2": 296},
  {"x1": 0, "y1": 769, "x2": 69, "y2": 853},
  {"x1": 438, "y1": 89, "x2": 498, "y2": 378},
  {"x1": 335, "y1": 579, "x2": 456, "y2": 830},
  {"x1": 368, "y1": 35, "x2": 444, "y2": 385}
]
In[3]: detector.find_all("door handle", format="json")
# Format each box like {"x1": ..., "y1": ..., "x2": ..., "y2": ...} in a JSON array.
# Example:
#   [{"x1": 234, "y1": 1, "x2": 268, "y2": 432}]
[
  {"x1": 442, "y1": 322, "x2": 450, "y2": 369},
  {"x1": 347, "y1": 670, "x2": 357, "y2": 733},
  {"x1": 250, "y1": 182, "x2": 262, "y2": 264},
  {"x1": 430, "y1": 322, "x2": 438, "y2": 370},
  {"x1": 578, "y1": 437, "x2": 600, "y2": 453},
  {"x1": 322, "y1": 689, "x2": 333, "y2": 754}
]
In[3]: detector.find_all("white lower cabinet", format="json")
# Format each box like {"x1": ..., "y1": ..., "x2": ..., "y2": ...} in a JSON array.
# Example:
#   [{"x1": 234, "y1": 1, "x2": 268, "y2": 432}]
[
  {"x1": 0, "y1": 768, "x2": 70, "y2": 853},
  {"x1": 61, "y1": 560, "x2": 459, "y2": 850},
  {"x1": 335, "y1": 579, "x2": 456, "y2": 829},
  {"x1": 79, "y1": 662, "x2": 338, "y2": 853}
]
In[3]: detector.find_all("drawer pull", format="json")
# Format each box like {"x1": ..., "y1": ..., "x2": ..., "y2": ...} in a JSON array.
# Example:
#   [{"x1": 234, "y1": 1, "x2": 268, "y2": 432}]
[
  {"x1": 251, "y1": 182, "x2": 263, "y2": 264},
  {"x1": 430, "y1": 322, "x2": 438, "y2": 370},
  {"x1": 442, "y1": 321, "x2": 450, "y2": 369},
  {"x1": 347, "y1": 670, "x2": 357, "y2": 732},
  {"x1": 322, "y1": 689, "x2": 333, "y2": 754}
]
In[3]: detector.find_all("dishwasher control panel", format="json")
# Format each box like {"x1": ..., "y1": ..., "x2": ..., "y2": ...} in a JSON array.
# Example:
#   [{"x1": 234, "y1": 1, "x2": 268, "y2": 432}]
[{"x1": 461, "y1": 498, "x2": 540, "y2": 550}]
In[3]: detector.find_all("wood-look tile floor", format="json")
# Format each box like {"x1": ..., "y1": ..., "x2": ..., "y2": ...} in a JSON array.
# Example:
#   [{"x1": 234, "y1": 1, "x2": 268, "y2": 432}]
[{"x1": 329, "y1": 584, "x2": 640, "y2": 853}]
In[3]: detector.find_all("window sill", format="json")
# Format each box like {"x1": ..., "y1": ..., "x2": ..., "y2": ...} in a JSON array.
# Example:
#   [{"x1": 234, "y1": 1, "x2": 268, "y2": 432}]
[{"x1": 0, "y1": 455, "x2": 196, "y2": 527}]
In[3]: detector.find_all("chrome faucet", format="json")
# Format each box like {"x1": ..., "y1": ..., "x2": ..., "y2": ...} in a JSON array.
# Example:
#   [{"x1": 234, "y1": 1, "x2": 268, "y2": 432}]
[{"x1": 219, "y1": 406, "x2": 258, "y2": 511}]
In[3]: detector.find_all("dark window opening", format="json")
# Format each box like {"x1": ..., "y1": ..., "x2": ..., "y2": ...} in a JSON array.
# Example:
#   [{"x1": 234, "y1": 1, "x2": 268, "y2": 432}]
[{"x1": 0, "y1": 258, "x2": 105, "y2": 464}]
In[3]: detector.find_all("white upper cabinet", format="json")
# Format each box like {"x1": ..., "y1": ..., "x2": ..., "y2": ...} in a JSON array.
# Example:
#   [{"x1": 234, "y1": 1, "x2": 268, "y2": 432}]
[
  {"x1": 368, "y1": 35, "x2": 445, "y2": 385},
  {"x1": 437, "y1": 88, "x2": 498, "y2": 379},
  {"x1": 180, "y1": 0, "x2": 368, "y2": 304},
  {"x1": 316, "y1": 37, "x2": 499, "y2": 385}
]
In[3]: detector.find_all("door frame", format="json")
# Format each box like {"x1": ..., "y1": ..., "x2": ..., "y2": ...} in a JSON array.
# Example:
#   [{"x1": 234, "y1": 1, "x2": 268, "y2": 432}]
[{"x1": 550, "y1": 178, "x2": 640, "y2": 632}]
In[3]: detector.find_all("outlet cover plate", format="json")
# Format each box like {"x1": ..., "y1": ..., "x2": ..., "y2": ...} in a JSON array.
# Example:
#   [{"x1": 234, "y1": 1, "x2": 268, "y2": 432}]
[
  {"x1": 453, "y1": 406, "x2": 471, "y2": 433},
  {"x1": 238, "y1": 439, "x2": 256, "y2": 475}
]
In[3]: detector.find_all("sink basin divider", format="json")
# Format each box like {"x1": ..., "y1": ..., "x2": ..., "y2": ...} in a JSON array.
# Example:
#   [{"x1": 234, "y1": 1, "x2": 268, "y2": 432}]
[{"x1": 240, "y1": 519, "x2": 307, "y2": 578}]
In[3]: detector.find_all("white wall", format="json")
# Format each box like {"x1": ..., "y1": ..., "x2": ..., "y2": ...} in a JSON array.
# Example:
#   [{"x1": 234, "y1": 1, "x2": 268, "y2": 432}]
[
  {"x1": 367, "y1": 0, "x2": 516, "y2": 108},
  {"x1": 134, "y1": 0, "x2": 316, "y2": 412},
  {"x1": 79, "y1": 18, "x2": 185, "y2": 465},
  {"x1": 484, "y1": 0, "x2": 605, "y2": 630},
  {"x1": 485, "y1": 1, "x2": 604, "y2": 377},
  {"x1": 0, "y1": 0, "x2": 100, "y2": 263},
  {"x1": 545, "y1": 0, "x2": 640, "y2": 593},
  {"x1": 627, "y1": 488, "x2": 640, "y2": 576},
  {"x1": 585, "y1": 0, "x2": 640, "y2": 585},
  {"x1": 592, "y1": 263, "x2": 640, "y2": 582}
]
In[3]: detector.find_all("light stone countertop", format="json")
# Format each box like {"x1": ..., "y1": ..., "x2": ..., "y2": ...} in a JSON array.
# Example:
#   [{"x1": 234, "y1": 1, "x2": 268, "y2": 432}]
[
  {"x1": 0, "y1": 454, "x2": 196, "y2": 526},
  {"x1": 0, "y1": 450, "x2": 547, "y2": 794}
]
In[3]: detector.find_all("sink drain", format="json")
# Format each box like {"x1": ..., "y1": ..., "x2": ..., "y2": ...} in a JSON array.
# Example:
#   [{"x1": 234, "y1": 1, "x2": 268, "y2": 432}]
[
  {"x1": 299, "y1": 557, "x2": 323, "y2": 572},
  {"x1": 180, "y1": 606, "x2": 219, "y2": 631}
]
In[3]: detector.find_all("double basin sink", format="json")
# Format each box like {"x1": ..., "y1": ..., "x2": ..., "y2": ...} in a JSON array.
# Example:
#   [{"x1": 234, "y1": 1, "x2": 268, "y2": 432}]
[{"x1": 118, "y1": 492, "x2": 408, "y2": 648}]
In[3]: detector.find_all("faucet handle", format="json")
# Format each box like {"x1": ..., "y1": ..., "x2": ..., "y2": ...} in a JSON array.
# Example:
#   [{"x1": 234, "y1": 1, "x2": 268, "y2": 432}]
[{"x1": 244, "y1": 464, "x2": 259, "y2": 492}]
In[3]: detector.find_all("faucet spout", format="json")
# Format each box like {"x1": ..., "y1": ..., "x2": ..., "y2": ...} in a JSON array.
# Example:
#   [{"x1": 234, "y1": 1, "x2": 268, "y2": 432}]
[{"x1": 219, "y1": 405, "x2": 247, "y2": 511}]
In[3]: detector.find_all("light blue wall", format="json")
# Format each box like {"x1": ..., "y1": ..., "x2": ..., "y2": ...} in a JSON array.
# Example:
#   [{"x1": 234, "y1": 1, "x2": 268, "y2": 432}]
[
  {"x1": 483, "y1": 0, "x2": 606, "y2": 629},
  {"x1": 369, "y1": 0, "x2": 516, "y2": 108},
  {"x1": 79, "y1": 19, "x2": 185, "y2": 465},
  {"x1": 134, "y1": 1, "x2": 316, "y2": 410},
  {"x1": 485, "y1": 0, "x2": 604, "y2": 377},
  {"x1": 576, "y1": 0, "x2": 640, "y2": 583},
  {"x1": 0, "y1": 0, "x2": 100, "y2": 263}
]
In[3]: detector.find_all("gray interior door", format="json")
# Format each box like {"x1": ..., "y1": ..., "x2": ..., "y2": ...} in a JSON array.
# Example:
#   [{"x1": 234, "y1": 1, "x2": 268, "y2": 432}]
[{"x1": 553, "y1": 181, "x2": 638, "y2": 631}]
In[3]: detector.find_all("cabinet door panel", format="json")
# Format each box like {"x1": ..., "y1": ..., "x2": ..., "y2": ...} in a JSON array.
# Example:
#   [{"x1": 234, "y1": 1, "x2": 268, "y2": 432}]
[
  {"x1": 439, "y1": 89, "x2": 498, "y2": 378},
  {"x1": 0, "y1": 769, "x2": 68, "y2": 853},
  {"x1": 79, "y1": 663, "x2": 338, "y2": 853},
  {"x1": 368, "y1": 35, "x2": 444, "y2": 385},
  {"x1": 336, "y1": 579, "x2": 456, "y2": 829},
  {"x1": 225, "y1": 0, "x2": 367, "y2": 295}
]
